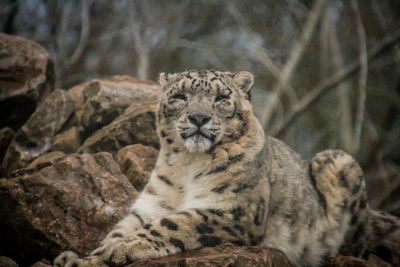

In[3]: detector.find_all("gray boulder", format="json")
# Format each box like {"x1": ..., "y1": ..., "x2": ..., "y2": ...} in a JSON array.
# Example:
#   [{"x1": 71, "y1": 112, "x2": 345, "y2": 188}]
[
  {"x1": 0, "y1": 33, "x2": 54, "y2": 131},
  {"x1": 1, "y1": 89, "x2": 74, "y2": 175},
  {"x1": 0, "y1": 152, "x2": 137, "y2": 266}
]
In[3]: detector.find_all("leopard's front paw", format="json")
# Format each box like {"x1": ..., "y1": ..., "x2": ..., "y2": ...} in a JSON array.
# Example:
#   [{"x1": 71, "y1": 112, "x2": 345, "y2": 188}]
[
  {"x1": 54, "y1": 251, "x2": 105, "y2": 267},
  {"x1": 101, "y1": 242, "x2": 134, "y2": 266},
  {"x1": 101, "y1": 240, "x2": 156, "y2": 265}
]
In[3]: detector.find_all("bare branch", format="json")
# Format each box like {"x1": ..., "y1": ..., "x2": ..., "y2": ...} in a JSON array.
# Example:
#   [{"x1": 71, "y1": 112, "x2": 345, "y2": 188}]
[
  {"x1": 370, "y1": 0, "x2": 400, "y2": 74},
  {"x1": 260, "y1": 0, "x2": 328, "y2": 128},
  {"x1": 55, "y1": 1, "x2": 73, "y2": 87},
  {"x1": 278, "y1": 0, "x2": 327, "y2": 87},
  {"x1": 227, "y1": 3, "x2": 281, "y2": 79},
  {"x1": 351, "y1": 0, "x2": 368, "y2": 154},
  {"x1": 65, "y1": 0, "x2": 92, "y2": 69},
  {"x1": 330, "y1": 22, "x2": 353, "y2": 152},
  {"x1": 318, "y1": 5, "x2": 354, "y2": 152},
  {"x1": 273, "y1": 28, "x2": 400, "y2": 137},
  {"x1": 128, "y1": 2, "x2": 150, "y2": 80},
  {"x1": 319, "y1": 8, "x2": 331, "y2": 78},
  {"x1": 227, "y1": 3, "x2": 299, "y2": 105}
]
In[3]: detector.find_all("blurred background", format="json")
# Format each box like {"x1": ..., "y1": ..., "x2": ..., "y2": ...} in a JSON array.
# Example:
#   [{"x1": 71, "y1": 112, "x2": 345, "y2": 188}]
[{"x1": 1, "y1": 0, "x2": 399, "y2": 214}]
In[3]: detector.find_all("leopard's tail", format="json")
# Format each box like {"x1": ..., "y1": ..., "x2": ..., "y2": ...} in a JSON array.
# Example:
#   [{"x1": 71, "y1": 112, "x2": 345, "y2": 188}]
[
  {"x1": 310, "y1": 150, "x2": 400, "y2": 264},
  {"x1": 365, "y1": 209, "x2": 400, "y2": 265}
]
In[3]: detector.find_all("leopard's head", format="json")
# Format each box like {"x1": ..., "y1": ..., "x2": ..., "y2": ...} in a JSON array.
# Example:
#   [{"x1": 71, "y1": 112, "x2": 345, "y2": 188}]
[{"x1": 157, "y1": 70, "x2": 254, "y2": 153}]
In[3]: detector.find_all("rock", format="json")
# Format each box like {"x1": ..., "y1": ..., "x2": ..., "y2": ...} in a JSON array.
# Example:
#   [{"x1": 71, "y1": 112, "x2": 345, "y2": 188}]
[
  {"x1": 81, "y1": 75, "x2": 160, "y2": 135},
  {"x1": 0, "y1": 33, "x2": 54, "y2": 131},
  {"x1": 31, "y1": 259, "x2": 52, "y2": 267},
  {"x1": 52, "y1": 127, "x2": 82, "y2": 154},
  {"x1": 132, "y1": 243, "x2": 294, "y2": 267},
  {"x1": 322, "y1": 254, "x2": 392, "y2": 267},
  {"x1": 367, "y1": 254, "x2": 392, "y2": 267},
  {"x1": 117, "y1": 144, "x2": 158, "y2": 191},
  {"x1": 323, "y1": 255, "x2": 368, "y2": 267},
  {"x1": 56, "y1": 111, "x2": 81, "y2": 136},
  {"x1": 1, "y1": 89, "x2": 74, "y2": 176},
  {"x1": 24, "y1": 248, "x2": 395, "y2": 267},
  {"x1": 67, "y1": 81, "x2": 89, "y2": 126},
  {"x1": 26, "y1": 151, "x2": 66, "y2": 169},
  {"x1": 0, "y1": 152, "x2": 137, "y2": 266},
  {"x1": 0, "y1": 127, "x2": 15, "y2": 164},
  {"x1": 0, "y1": 256, "x2": 18, "y2": 267},
  {"x1": 78, "y1": 100, "x2": 159, "y2": 157}
]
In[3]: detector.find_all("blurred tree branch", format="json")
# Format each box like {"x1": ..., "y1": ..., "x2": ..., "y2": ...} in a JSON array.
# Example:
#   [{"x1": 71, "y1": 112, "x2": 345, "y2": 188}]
[
  {"x1": 226, "y1": 3, "x2": 281, "y2": 80},
  {"x1": 227, "y1": 2, "x2": 299, "y2": 106},
  {"x1": 64, "y1": 0, "x2": 92, "y2": 69},
  {"x1": 328, "y1": 14, "x2": 353, "y2": 152},
  {"x1": 371, "y1": 0, "x2": 400, "y2": 63},
  {"x1": 260, "y1": 0, "x2": 328, "y2": 129},
  {"x1": 351, "y1": 0, "x2": 368, "y2": 155},
  {"x1": 273, "y1": 28, "x2": 400, "y2": 137},
  {"x1": 128, "y1": 2, "x2": 150, "y2": 80},
  {"x1": 55, "y1": 1, "x2": 73, "y2": 88},
  {"x1": 3, "y1": 0, "x2": 18, "y2": 34}
]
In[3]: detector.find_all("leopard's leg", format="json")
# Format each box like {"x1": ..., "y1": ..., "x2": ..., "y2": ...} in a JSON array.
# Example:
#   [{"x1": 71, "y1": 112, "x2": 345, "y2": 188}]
[
  {"x1": 54, "y1": 207, "x2": 149, "y2": 267},
  {"x1": 54, "y1": 182, "x2": 171, "y2": 267},
  {"x1": 95, "y1": 208, "x2": 251, "y2": 266},
  {"x1": 53, "y1": 251, "x2": 105, "y2": 267}
]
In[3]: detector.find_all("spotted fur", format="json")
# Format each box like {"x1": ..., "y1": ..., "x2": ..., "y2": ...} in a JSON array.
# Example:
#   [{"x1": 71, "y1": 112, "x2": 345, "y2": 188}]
[{"x1": 55, "y1": 70, "x2": 400, "y2": 267}]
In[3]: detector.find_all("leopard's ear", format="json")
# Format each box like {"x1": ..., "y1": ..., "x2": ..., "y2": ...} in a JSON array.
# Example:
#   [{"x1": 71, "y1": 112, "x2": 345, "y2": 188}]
[
  {"x1": 159, "y1": 72, "x2": 179, "y2": 89},
  {"x1": 232, "y1": 71, "x2": 254, "y2": 99}
]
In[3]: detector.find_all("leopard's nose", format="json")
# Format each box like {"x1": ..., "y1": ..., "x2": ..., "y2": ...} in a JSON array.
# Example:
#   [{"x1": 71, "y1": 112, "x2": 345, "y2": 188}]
[{"x1": 188, "y1": 114, "x2": 211, "y2": 127}]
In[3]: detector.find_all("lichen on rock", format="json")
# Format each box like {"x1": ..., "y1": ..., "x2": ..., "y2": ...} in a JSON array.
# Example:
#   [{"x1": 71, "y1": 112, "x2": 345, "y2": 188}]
[
  {"x1": 0, "y1": 152, "x2": 137, "y2": 266},
  {"x1": 0, "y1": 33, "x2": 54, "y2": 131},
  {"x1": 117, "y1": 144, "x2": 158, "y2": 191},
  {"x1": 78, "y1": 100, "x2": 159, "y2": 157},
  {"x1": 1, "y1": 89, "x2": 74, "y2": 175}
]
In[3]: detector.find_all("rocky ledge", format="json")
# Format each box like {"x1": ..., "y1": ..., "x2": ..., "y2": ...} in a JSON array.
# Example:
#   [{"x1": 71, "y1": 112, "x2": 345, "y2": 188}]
[{"x1": 0, "y1": 33, "x2": 393, "y2": 267}]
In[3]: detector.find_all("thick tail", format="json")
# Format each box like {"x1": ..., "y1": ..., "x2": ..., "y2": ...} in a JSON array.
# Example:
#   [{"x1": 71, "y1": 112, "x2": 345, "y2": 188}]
[
  {"x1": 310, "y1": 150, "x2": 366, "y2": 217},
  {"x1": 311, "y1": 150, "x2": 400, "y2": 265},
  {"x1": 365, "y1": 209, "x2": 400, "y2": 265},
  {"x1": 310, "y1": 150, "x2": 369, "y2": 257}
]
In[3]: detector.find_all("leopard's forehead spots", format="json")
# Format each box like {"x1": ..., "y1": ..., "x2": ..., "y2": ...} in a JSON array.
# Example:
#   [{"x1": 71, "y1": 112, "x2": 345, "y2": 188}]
[{"x1": 167, "y1": 70, "x2": 234, "y2": 97}]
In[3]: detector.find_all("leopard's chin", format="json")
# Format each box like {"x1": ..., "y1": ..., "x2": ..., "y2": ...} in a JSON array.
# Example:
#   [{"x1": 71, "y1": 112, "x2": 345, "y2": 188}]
[{"x1": 184, "y1": 134, "x2": 212, "y2": 153}]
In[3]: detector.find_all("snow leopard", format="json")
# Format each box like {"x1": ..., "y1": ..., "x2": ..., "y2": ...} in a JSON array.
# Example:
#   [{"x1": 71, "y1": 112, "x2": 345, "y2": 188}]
[{"x1": 55, "y1": 70, "x2": 400, "y2": 267}]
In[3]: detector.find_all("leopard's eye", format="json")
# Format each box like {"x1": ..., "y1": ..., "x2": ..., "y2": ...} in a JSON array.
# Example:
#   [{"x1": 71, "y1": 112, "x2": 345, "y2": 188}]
[
  {"x1": 171, "y1": 94, "x2": 187, "y2": 101},
  {"x1": 215, "y1": 94, "x2": 229, "y2": 102}
]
